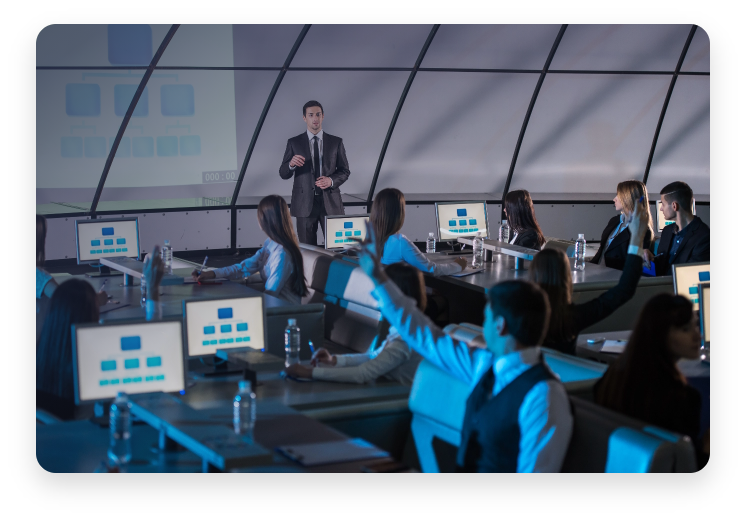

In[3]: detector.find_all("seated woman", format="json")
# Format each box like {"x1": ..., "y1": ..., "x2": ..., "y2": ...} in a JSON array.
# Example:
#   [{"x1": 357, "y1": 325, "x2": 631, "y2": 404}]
[
  {"x1": 590, "y1": 180, "x2": 654, "y2": 270},
  {"x1": 503, "y1": 190, "x2": 546, "y2": 250},
  {"x1": 193, "y1": 195, "x2": 307, "y2": 305},
  {"x1": 285, "y1": 263, "x2": 425, "y2": 385},
  {"x1": 371, "y1": 188, "x2": 466, "y2": 276},
  {"x1": 594, "y1": 293, "x2": 708, "y2": 469},
  {"x1": 527, "y1": 200, "x2": 648, "y2": 355}
]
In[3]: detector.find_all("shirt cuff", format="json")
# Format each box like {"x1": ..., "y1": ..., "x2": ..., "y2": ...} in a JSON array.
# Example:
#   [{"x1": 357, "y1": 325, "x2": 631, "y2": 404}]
[
  {"x1": 330, "y1": 178, "x2": 333, "y2": 187},
  {"x1": 289, "y1": 165, "x2": 296, "y2": 171},
  {"x1": 627, "y1": 245, "x2": 642, "y2": 257},
  {"x1": 145, "y1": 299, "x2": 162, "y2": 321}
]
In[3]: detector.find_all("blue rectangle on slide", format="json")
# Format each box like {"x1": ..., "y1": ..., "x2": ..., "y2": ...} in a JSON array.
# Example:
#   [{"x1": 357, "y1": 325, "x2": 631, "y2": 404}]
[
  {"x1": 114, "y1": 84, "x2": 148, "y2": 117},
  {"x1": 109, "y1": 137, "x2": 131, "y2": 158},
  {"x1": 335, "y1": 231, "x2": 342, "y2": 237},
  {"x1": 345, "y1": 231, "x2": 352, "y2": 237},
  {"x1": 84, "y1": 137, "x2": 107, "y2": 158},
  {"x1": 203, "y1": 325, "x2": 215, "y2": 335},
  {"x1": 124, "y1": 358, "x2": 139, "y2": 369},
  {"x1": 157, "y1": 136, "x2": 178, "y2": 157},
  {"x1": 457, "y1": 209, "x2": 467, "y2": 217},
  {"x1": 102, "y1": 227, "x2": 114, "y2": 236},
  {"x1": 218, "y1": 308, "x2": 233, "y2": 319},
  {"x1": 161, "y1": 84, "x2": 195, "y2": 116},
  {"x1": 354, "y1": 230, "x2": 361, "y2": 236},
  {"x1": 699, "y1": 271, "x2": 710, "y2": 281},
  {"x1": 120, "y1": 336, "x2": 141, "y2": 351},
  {"x1": 132, "y1": 137, "x2": 154, "y2": 157},
  {"x1": 104, "y1": 239, "x2": 113, "y2": 245},
  {"x1": 449, "y1": 220, "x2": 457, "y2": 226},
  {"x1": 108, "y1": 25, "x2": 153, "y2": 65},
  {"x1": 344, "y1": 222, "x2": 353, "y2": 229},
  {"x1": 117, "y1": 238, "x2": 126, "y2": 245},
  {"x1": 66, "y1": 84, "x2": 100, "y2": 116},
  {"x1": 237, "y1": 323, "x2": 248, "y2": 332},
  {"x1": 61, "y1": 137, "x2": 83, "y2": 158},
  {"x1": 221, "y1": 324, "x2": 232, "y2": 333},
  {"x1": 91, "y1": 240, "x2": 100, "y2": 246},
  {"x1": 146, "y1": 356, "x2": 161, "y2": 367},
  {"x1": 101, "y1": 360, "x2": 116, "y2": 371},
  {"x1": 469, "y1": 219, "x2": 477, "y2": 225},
  {"x1": 689, "y1": 286, "x2": 699, "y2": 295},
  {"x1": 179, "y1": 135, "x2": 201, "y2": 156},
  {"x1": 459, "y1": 220, "x2": 467, "y2": 226}
]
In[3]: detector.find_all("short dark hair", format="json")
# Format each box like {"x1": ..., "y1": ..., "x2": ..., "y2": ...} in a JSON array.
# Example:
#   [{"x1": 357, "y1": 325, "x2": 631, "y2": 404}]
[
  {"x1": 303, "y1": 100, "x2": 324, "y2": 116},
  {"x1": 487, "y1": 280, "x2": 550, "y2": 347},
  {"x1": 660, "y1": 181, "x2": 694, "y2": 212}
]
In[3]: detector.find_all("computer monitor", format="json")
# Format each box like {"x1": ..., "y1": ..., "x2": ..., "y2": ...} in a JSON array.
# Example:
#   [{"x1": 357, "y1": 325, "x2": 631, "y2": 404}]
[
  {"x1": 324, "y1": 214, "x2": 369, "y2": 249},
  {"x1": 183, "y1": 295, "x2": 267, "y2": 358},
  {"x1": 72, "y1": 318, "x2": 186, "y2": 404},
  {"x1": 656, "y1": 199, "x2": 696, "y2": 233},
  {"x1": 434, "y1": 201, "x2": 489, "y2": 242},
  {"x1": 672, "y1": 262, "x2": 710, "y2": 312},
  {"x1": 698, "y1": 283, "x2": 710, "y2": 347},
  {"x1": 76, "y1": 217, "x2": 140, "y2": 264}
]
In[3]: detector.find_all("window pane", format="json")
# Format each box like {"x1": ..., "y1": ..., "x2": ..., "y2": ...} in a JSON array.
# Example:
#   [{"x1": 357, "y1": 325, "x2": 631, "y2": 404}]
[
  {"x1": 290, "y1": 25, "x2": 432, "y2": 68},
  {"x1": 377, "y1": 71, "x2": 539, "y2": 196},
  {"x1": 238, "y1": 71, "x2": 410, "y2": 200},
  {"x1": 510, "y1": 74, "x2": 671, "y2": 194},
  {"x1": 550, "y1": 25, "x2": 692, "y2": 71},
  {"x1": 647, "y1": 76, "x2": 709, "y2": 195},
  {"x1": 681, "y1": 28, "x2": 710, "y2": 73},
  {"x1": 421, "y1": 24, "x2": 561, "y2": 70}
]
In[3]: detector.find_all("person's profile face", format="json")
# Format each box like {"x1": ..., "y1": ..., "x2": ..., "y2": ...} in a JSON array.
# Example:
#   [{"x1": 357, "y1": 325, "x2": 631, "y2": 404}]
[
  {"x1": 303, "y1": 107, "x2": 324, "y2": 133},
  {"x1": 613, "y1": 193, "x2": 624, "y2": 212},
  {"x1": 666, "y1": 313, "x2": 701, "y2": 360},
  {"x1": 660, "y1": 195, "x2": 676, "y2": 220}
]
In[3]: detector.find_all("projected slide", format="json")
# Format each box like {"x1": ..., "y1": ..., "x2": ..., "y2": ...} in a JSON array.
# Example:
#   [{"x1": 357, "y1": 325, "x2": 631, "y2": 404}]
[
  {"x1": 75, "y1": 321, "x2": 185, "y2": 402},
  {"x1": 436, "y1": 202, "x2": 488, "y2": 241},
  {"x1": 185, "y1": 297, "x2": 265, "y2": 357},
  {"x1": 77, "y1": 220, "x2": 139, "y2": 262},
  {"x1": 325, "y1": 216, "x2": 369, "y2": 248},
  {"x1": 37, "y1": 25, "x2": 238, "y2": 191},
  {"x1": 674, "y1": 264, "x2": 710, "y2": 312}
]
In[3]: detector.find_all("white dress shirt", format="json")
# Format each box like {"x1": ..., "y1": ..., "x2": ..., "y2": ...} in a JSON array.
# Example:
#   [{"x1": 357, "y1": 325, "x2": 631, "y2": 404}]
[
  {"x1": 211, "y1": 238, "x2": 301, "y2": 304},
  {"x1": 370, "y1": 279, "x2": 573, "y2": 472},
  {"x1": 289, "y1": 129, "x2": 333, "y2": 187},
  {"x1": 381, "y1": 233, "x2": 462, "y2": 277}
]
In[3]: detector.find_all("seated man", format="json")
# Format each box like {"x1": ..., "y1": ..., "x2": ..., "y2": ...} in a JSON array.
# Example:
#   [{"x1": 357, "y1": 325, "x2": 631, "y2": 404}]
[
  {"x1": 356, "y1": 223, "x2": 573, "y2": 472},
  {"x1": 645, "y1": 181, "x2": 710, "y2": 275}
]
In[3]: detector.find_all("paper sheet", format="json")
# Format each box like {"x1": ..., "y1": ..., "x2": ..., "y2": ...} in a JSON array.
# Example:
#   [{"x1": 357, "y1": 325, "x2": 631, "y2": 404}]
[
  {"x1": 450, "y1": 268, "x2": 485, "y2": 278},
  {"x1": 601, "y1": 340, "x2": 627, "y2": 354}
]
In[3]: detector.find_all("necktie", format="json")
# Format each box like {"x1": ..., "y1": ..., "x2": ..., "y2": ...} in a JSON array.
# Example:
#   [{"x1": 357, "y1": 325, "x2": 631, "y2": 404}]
[{"x1": 313, "y1": 136, "x2": 321, "y2": 195}]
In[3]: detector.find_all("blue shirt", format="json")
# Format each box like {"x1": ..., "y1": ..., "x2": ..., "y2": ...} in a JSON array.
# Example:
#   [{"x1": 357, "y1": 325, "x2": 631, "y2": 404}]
[
  {"x1": 381, "y1": 233, "x2": 462, "y2": 277},
  {"x1": 212, "y1": 238, "x2": 301, "y2": 304},
  {"x1": 667, "y1": 218, "x2": 697, "y2": 262}
]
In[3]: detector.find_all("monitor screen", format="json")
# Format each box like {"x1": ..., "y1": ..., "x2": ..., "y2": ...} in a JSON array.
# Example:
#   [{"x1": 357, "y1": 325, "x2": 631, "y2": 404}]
[
  {"x1": 700, "y1": 285, "x2": 710, "y2": 344},
  {"x1": 325, "y1": 215, "x2": 369, "y2": 249},
  {"x1": 184, "y1": 296, "x2": 266, "y2": 357},
  {"x1": 435, "y1": 202, "x2": 489, "y2": 242},
  {"x1": 73, "y1": 319, "x2": 185, "y2": 404},
  {"x1": 76, "y1": 217, "x2": 140, "y2": 264},
  {"x1": 656, "y1": 199, "x2": 696, "y2": 232},
  {"x1": 673, "y1": 262, "x2": 710, "y2": 312}
]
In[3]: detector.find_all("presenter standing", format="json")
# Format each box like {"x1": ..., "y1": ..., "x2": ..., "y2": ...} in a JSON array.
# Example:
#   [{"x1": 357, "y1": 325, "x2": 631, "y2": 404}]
[{"x1": 279, "y1": 101, "x2": 351, "y2": 245}]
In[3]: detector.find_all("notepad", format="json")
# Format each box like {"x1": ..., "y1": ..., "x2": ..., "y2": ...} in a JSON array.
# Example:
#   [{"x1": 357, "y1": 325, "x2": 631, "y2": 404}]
[
  {"x1": 450, "y1": 268, "x2": 486, "y2": 278},
  {"x1": 601, "y1": 340, "x2": 627, "y2": 354},
  {"x1": 276, "y1": 438, "x2": 389, "y2": 467}
]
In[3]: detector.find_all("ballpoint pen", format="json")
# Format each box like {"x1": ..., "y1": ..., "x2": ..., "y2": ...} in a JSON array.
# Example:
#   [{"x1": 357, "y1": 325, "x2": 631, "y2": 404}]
[{"x1": 198, "y1": 256, "x2": 208, "y2": 275}]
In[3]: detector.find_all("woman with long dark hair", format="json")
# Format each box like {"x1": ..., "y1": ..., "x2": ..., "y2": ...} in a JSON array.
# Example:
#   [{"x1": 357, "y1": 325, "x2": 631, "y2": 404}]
[
  {"x1": 37, "y1": 279, "x2": 100, "y2": 419},
  {"x1": 370, "y1": 188, "x2": 466, "y2": 276},
  {"x1": 194, "y1": 195, "x2": 307, "y2": 304},
  {"x1": 527, "y1": 200, "x2": 648, "y2": 354},
  {"x1": 285, "y1": 263, "x2": 426, "y2": 385},
  {"x1": 503, "y1": 190, "x2": 546, "y2": 250},
  {"x1": 594, "y1": 293, "x2": 707, "y2": 468}
]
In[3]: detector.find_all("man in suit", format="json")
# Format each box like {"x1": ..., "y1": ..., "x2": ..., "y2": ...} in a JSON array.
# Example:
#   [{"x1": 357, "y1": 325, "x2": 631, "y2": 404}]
[
  {"x1": 643, "y1": 181, "x2": 710, "y2": 276},
  {"x1": 279, "y1": 100, "x2": 351, "y2": 245}
]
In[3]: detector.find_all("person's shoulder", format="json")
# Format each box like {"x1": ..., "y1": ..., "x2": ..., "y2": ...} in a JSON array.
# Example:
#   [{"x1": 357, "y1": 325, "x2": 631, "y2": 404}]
[
  {"x1": 605, "y1": 215, "x2": 620, "y2": 226},
  {"x1": 694, "y1": 216, "x2": 710, "y2": 234},
  {"x1": 323, "y1": 132, "x2": 342, "y2": 143},
  {"x1": 289, "y1": 133, "x2": 306, "y2": 142}
]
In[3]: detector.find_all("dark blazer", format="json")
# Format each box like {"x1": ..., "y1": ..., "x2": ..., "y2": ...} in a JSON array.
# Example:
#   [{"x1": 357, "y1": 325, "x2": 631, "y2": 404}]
[
  {"x1": 511, "y1": 229, "x2": 542, "y2": 250},
  {"x1": 544, "y1": 254, "x2": 643, "y2": 354},
  {"x1": 590, "y1": 215, "x2": 652, "y2": 270},
  {"x1": 279, "y1": 132, "x2": 351, "y2": 218},
  {"x1": 653, "y1": 216, "x2": 710, "y2": 276}
]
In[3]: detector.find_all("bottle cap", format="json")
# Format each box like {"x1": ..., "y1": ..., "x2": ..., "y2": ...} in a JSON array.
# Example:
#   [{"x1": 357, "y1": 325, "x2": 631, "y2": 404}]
[
  {"x1": 288, "y1": 318, "x2": 297, "y2": 326},
  {"x1": 164, "y1": 240, "x2": 170, "y2": 246},
  {"x1": 502, "y1": 220, "x2": 508, "y2": 224},
  {"x1": 578, "y1": 233, "x2": 584, "y2": 239},
  {"x1": 429, "y1": 232, "x2": 434, "y2": 237},
  {"x1": 238, "y1": 380, "x2": 252, "y2": 391}
]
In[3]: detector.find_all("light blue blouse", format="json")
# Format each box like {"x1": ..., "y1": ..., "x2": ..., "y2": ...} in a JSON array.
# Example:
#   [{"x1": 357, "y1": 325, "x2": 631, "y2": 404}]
[{"x1": 381, "y1": 233, "x2": 462, "y2": 277}]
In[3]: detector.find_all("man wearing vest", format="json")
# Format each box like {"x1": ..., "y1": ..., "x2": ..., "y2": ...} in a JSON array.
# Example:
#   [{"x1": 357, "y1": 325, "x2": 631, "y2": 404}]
[{"x1": 357, "y1": 224, "x2": 573, "y2": 472}]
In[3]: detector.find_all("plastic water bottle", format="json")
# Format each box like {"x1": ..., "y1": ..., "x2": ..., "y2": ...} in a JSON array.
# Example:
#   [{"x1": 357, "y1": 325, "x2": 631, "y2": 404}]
[
  {"x1": 426, "y1": 232, "x2": 436, "y2": 254},
  {"x1": 233, "y1": 380, "x2": 257, "y2": 439},
  {"x1": 162, "y1": 240, "x2": 173, "y2": 275},
  {"x1": 499, "y1": 220, "x2": 510, "y2": 243},
  {"x1": 574, "y1": 233, "x2": 586, "y2": 271},
  {"x1": 472, "y1": 232, "x2": 484, "y2": 269},
  {"x1": 108, "y1": 392, "x2": 132, "y2": 466},
  {"x1": 284, "y1": 318, "x2": 301, "y2": 368}
]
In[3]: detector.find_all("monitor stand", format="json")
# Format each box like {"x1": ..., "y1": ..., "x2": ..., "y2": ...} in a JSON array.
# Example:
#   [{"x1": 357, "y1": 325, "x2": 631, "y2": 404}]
[
  {"x1": 188, "y1": 356, "x2": 245, "y2": 377},
  {"x1": 86, "y1": 264, "x2": 116, "y2": 278},
  {"x1": 441, "y1": 241, "x2": 473, "y2": 255}
]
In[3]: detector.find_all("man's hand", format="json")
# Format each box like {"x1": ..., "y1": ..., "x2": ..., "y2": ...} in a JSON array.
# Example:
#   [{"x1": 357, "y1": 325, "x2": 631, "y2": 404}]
[
  {"x1": 453, "y1": 257, "x2": 468, "y2": 271},
  {"x1": 315, "y1": 176, "x2": 332, "y2": 189},
  {"x1": 310, "y1": 348, "x2": 336, "y2": 367},
  {"x1": 96, "y1": 290, "x2": 109, "y2": 306},
  {"x1": 289, "y1": 155, "x2": 306, "y2": 168},
  {"x1": 143, "y1": 246, "x2": 164, "y2": 301},
  {"x1": 642, "y1": 249, "x2": 655, "y2": 264},
  {"x1": 356, "y1": 221, "x2": 388, "y2": 285},
  {"x1": 285, "y1": 364, "x2": 313, "y2": 379},
  {"x1": 191, "y1": 269, "x2": 217, "y2": 282}
]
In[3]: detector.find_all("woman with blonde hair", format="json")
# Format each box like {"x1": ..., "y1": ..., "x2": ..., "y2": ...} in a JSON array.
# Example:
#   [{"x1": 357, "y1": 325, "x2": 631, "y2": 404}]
[{"x1": 590, "y1": 180, "x2": 654, "y2": 270}]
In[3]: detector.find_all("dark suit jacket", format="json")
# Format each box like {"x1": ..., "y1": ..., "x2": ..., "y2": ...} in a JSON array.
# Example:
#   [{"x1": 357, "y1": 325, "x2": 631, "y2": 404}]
[
  {"x1": 279, "y1": 132, "x2": 351, "y2": 218},
  {"x1": 590, "y1": 215, "x2": 652, "y2": 271},
  {"x1": 511, "y1": 229, "x2": 542, "y2": 250},
  {"x1": 653, "y1": 216, "x2": 710, "y2": 276}
]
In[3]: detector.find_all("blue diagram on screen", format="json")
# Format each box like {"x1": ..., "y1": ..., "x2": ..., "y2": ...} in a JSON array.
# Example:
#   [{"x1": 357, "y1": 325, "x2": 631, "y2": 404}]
[
  {"x1": 85, "y1": 225, "x2": 131, "y2": 255},
  {"x1": 95, "y1": 332, "x2": 167, "y2": 387},
  {"x1": 199, "y1": 306, "x2": 252, "y2": 347},
  {"x1": 457, "y1": 209, "x2": 467, "y2": 217},
  {"x1": 334, "y1": 220, "x2": 364, "y2": 245},
  {"x1": 66, "y1": 84, "x2": 101, "y2": 116},
  {"x1": 108, "y1": 25, "x2": 152, "y2": 65},
  {"x1": 161, "y1": 85, "x2": 195, "y2": 116},
  {"x1": 442, "y1": 206, "x2": 485, "y2": 236},
  {"x1": 114, "y1": 85, "x2": 148, "y2": 117}
]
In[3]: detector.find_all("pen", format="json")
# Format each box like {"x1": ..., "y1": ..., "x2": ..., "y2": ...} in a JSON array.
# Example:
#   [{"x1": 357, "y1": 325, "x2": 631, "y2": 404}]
[
  {"x1": 308, "y1": 340, "x2": 315, "y2": 354},
  {"x1": 100, "y1": 279, "x2": 108, "y2": 292},
  {"x1": 198, "y1": 256, "x2": 208, "y2": 275}
]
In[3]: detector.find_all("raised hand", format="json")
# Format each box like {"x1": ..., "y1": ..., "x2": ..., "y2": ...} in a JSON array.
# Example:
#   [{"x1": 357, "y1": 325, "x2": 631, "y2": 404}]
[
  {"x1": 355, "y1": 221, "x2": 387, "y2": 284},
  {"x1": 143, "y1": 245, "x2": 164, "y2": 300},
  {"x1": 627, "y1": 197, "x2": 650, "y2": 248}
]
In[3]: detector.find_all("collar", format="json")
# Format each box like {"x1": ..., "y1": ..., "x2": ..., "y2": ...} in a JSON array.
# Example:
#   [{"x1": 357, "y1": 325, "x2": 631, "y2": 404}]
[
  {"x1": 675, "y1": 215, "x2": 699, "y2": 236},
  {"x1": 492, "y1": 346, "x2": 542, "y2": 376},
  {"x1": 264, "y1": 238, "x2": 282, "y2": 250},
  {"x1": 307, "y1": 129, "x2": 324, "y2": 142},
  {"x1": 619, "y1": 212, "x2": 629, "y2": 225}
]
